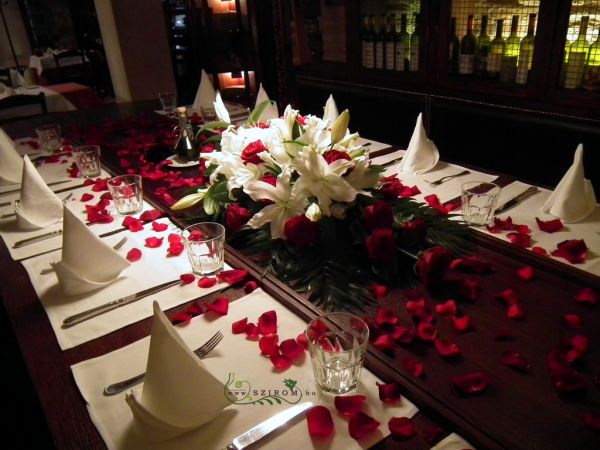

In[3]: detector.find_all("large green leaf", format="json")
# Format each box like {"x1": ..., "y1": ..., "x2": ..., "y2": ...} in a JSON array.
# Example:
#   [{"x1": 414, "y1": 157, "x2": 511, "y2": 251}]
[{"x1": 245, "y1": 100, "x2": 273, "y2": 125}]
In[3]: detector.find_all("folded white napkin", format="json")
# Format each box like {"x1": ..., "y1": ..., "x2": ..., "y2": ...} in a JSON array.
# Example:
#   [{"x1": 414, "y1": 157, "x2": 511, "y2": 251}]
[
  {"x1": 213, "y1": 90, "x2": 230, "y2": 123},
  {"x1": 192, "y1": 69, "x2": 216, "y2": 114},
  {"x1": 126, "y1": 301, "x2": 229, "y2": 442},
  {"x1": 397, "y1": 113, "x2": 440, "y2": 174},
  {"x1": 53, "y1": 205, "x2": 130, "y2": 296},
  {"x1": 254, "y1": 83, "x2": 279, "y2": 121},
  {"x1": 541, "y1": 144, "x2": 596, "y2": 222},
  {"x1": 0, "y1": 128, "x2": 24, "y2": 183},
  {"x1": 430, "y1": 433, "x2": 475, "y2": 450},
  {"x1": 14, "y1": 156, "x2": 63, "y2": 229},
  {"x1": 323, "y1": 94, "x2": 339, "y2": 125},
  {"x1": 9, "y1": 69, "x2": 26, "y2": 87}
]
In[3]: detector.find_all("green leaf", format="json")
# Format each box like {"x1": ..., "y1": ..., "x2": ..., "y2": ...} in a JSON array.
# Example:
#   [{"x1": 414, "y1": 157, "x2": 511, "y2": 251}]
[
  {"x1": 291, "y1": 120, "x2": 304, "y2": 140},
  {"x1": 195, "y1": 121, "x2": 230, "y2": 140},
  {"x1": 245, "y1": 100, "x2": 272, "y2": 125}
]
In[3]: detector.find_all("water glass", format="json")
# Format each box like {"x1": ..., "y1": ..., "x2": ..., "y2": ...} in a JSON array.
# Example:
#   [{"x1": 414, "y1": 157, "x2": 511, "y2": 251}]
[
  {"x1": 159, "y1": 92, "x2": 177, "y2": 113},
  {"x1": 461, "y1": 181, "x2": 502, "y2": 226},
  {"x1": 35, "y1": 124, "x2": 62, "y2": 152},
  {"x1": 182, "y1": 222, "x2": 225, "y2": 275},
  {"x1": 306, "y1": 312, "x2": 369, "y2": 395},
  {"x1": 72, "y1": 145, "x2": 101, "y2": 178},
  {"x1": 108, "y1": 174, "x2": 143, "y2": 215}
]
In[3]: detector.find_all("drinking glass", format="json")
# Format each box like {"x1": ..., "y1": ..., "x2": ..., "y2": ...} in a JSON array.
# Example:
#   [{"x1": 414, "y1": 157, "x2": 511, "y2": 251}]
[
  {"x1": 35, "y1": 124, "x2": 62, "y2": 152},
  {"x1": 72, "y1": 145, "x2": 101, "y2": 178},
  {"x1": 159, "y1": 92, "x2": 177, "y2": 113},
  {"x1": 306, "y1": 312, "x2": 369, "y2": 395},
  {"x1": 108, "y1": 174, "x2": 143, "y2": 215},
  {"x1": 182, "y1": 222, "x2": 225, "y2": 275},
  {"x1": 461, "y1": 181, "x2": 502, "y2": 226}
]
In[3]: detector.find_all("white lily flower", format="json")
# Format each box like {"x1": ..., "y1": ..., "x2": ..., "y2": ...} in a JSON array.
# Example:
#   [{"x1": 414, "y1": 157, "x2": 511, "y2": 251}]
[
  {"x1": 323, "y1": 94, "x2": 339, "y2": 125},
  {"x1": 305, "y1": 203, "x2": 322, "y2": 222},
  {"x1": 171, "y1": 188, "x2": 208, "y2": 210},
  {"x1": 331, "y1": 109, "x2": 350, "y2": 144},
  {"x1": 345, "y1": 154, "x2": 380, "y2": 191}
]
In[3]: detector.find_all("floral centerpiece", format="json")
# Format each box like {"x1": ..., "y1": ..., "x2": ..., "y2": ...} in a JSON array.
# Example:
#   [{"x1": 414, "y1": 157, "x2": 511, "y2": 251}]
[{"x1": 172, "y1": 102, "x2": 470, "y2": 310}]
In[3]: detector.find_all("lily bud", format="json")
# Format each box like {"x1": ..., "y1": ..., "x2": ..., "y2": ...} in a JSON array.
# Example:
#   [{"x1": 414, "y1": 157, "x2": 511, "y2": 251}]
[
  {"x1": 305, "y1": 203, "x2": 322, "y2": 222},
  {"x1": 330, "y1": 109, "x2": 349, "y2": 144}
]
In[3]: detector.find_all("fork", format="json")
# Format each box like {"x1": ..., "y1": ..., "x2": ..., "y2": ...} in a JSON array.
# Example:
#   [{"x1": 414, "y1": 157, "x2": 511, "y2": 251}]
[
  {"x1": 103, "y1": 330, "x2": 224, "y2": 396},
  {"x1": 426, "y1": 170, "x2": 470, "y2": 186}
]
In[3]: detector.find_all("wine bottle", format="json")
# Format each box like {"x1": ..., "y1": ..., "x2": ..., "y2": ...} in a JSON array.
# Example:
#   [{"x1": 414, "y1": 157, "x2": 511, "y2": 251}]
[
  {"x1": 375, "y1": 14, "x2": 385, "y2": 69},
  {"x1": 361, "y1": 14, "x2": 369, "y2": 68},
  {"x1": 174, "y1": 107, "x2": 197, "y2": 163},
  {"x1": 449, "y1": 17, "x2": 460, "y2": 75},
  {"x1": 364, "y1": 15, "x2": 375, "y2": 69},
  {"x1": 475, "y1": 15, "x2": 490, "y2": 77},
  {"x1": 395, "y1": 13, "x2": 409, "y2": 71},
  {"x1": 487, "y1": 19, "x2": 504, "y2": 78},
  {"x1": 500, "y1": 15, "x2": 520, "y2": 83},
  {"x1": 409, "y1": 13, "x2": 420, "y2": 72},
  {"x1": 516, "y1": 14, "x2": 536, "y2": 84},
  {"x1": 564, "y1": 16, "x2": 590, "y2": 89},
  {"x1": 385, "y1": 14, "x2": 396, "y2": 70},
  {"x1": 459, "y1": 15, "x2": 476, "y2": 75}
]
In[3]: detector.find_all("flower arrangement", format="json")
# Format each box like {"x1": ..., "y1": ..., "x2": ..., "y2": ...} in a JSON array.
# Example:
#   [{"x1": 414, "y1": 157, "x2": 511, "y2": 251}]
[{"x1": 172, "y1": 102, "x2": 470, "y2": 310}]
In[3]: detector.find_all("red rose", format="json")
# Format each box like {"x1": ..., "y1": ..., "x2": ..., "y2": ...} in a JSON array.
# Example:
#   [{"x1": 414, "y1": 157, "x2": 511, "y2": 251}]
[
  {"x1": 365, "y1": 228, "x2": 396, "y2": 262},
  {"x1": 260, "y1": 173, "x2": 277, "y2": 186},
  {"x1": 225, "y1": 204, "x2": 250, "y2": 231},
  {"x1": 284, "y1": 215, "x2": 318, "y2": 246},
  {"x1": 398, "y1": 217, "x2": 427, "y2": 248},
  {"x1": 322, "y1": 150, "x2": 351, "y2": 165},
  {"x1": 363, "y1": 200, "x2": 393, "y2": 230},
  {"x1": 416, "y1": 246, "x2": 451, "y2": 287},
  {"x1": 241, "y1": 140, "x2": 267, "y2": 165}
]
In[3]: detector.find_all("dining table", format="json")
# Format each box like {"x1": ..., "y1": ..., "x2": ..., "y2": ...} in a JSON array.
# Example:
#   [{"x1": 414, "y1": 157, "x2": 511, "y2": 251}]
[{"x1": 1, "y1": 100, "x2": 599, "y2": 450}]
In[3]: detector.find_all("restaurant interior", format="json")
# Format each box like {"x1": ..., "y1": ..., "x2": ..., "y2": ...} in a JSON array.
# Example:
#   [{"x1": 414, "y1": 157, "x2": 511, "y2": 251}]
[{"x1": 1, "y1": 0, "x2": 600, "y2": 449}]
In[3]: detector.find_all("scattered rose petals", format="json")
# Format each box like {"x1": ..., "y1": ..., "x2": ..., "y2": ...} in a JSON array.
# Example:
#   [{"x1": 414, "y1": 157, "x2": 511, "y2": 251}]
[
  {"x1": 270, "y1": 353, "x2": 292, "y2": 370},
  {"x1": 280, "y1": 339, "x2": 304, "y2": 362},
  {"x1": 80, "y1": 193, "x2": 94, "y2": 202},
  {"x1": 244, "y1": 280, "x2": 258, "y2": 293},
  {"x1": 258, "y1": 310, "x2": 277, "y2": 335},
  {"x1": 501, "y1": 351, "x2": 530, "y2": 372},
  {"x1": 417, "y1": 322, "x2": 438, "y2": 341},
  {"x1": 551, "y1": 239, "x2": 588, "y2": 264},
  {"x1": 140, "y1": 209, "x2": 163, "y2": 221},
  {"x1": 198, "y1": 276, "x2": 217, "y2": 288},
  {"x1": 145, "y1": 236, "x2": 163, "y2": 248},
  {"x1": 377, "y1": 382, "x2": 401, "y2": 402},
  {"x1": 536, "y1": 217, "x2": 563, "y2": 233},
  {"x1": 405, "y1": 298, "x2": 425, "y2": 315},
  {"x1": 516, "y1": 266, "x2": 535, "y2": 281},
  {"x1": 334, "y1": 395, "x2": 366, "y2": 416},
  {"x1": 375, "y1": 307, "x2": 398, "y2": 326},
  {"x1": 232, "y1": 317, "x2": 248, "y2": 334},
  {"x1": 171, "y1": 311, "x2": 191, "y2": 325},
  {"x1": 85, "y1": 204, "x2": 113, "y2": 224},
  {"x1": 435, "y1": 299, "x2": 457, "y2": 317},
  {"x1": 259, "y1": 334, "x2": 279, "y2": 356},
  {"x1": 391, "y1": 326, "x2": 413, "y2": 344},
  {"x1": 371, "y1": 283, "x2": 388, "y2": 299},
  {"x1": 204, "y1": 297, "x2": 229, "y2": 315},
  {"x1": 575, "y1": 287, "x2": 597, "y2": 306},
  {"x1": 306, "y1": 406, "x2": 334, "y2": 437},
  {"x1": 179, "y1": 273, "x2": 195, "y2": 284},
  {"x1": 373, "y1": 334, "x2": 395, "y2": 352},
  {"x1": 571, "y1": 335, "x2": 590, "y2": 353},
  {"x1": 126, "y1": 248, "x2": 142, "y2": 262},
  {"x1": 424, "y1": 194, "x2": 459, "y2": 214},
  {"x1": 185, "y1": 302, "x2": 203, "y2": 317},
  {"x1": 458, "y1": 279, "x2": 479, "y2": 301},
  {"x1": 217, "y1": 269, "x2": 249, "y2": 285},
  {"x1": 532, "y1": 246, "x2": 547, "y2": 255},
  {"x1": 152, "y1": 221, "x2": 168, "y2": 232},
  {"x1": 452, "y1": 372, "x2": 490, "y2": 395},
  {"x1": 507, "y1": 232, "x2": 531, "y2": 248},
  {"x1": 348, "y1": 412, "x2": 380, "y2": 440},
  {"x1": 563, "y1": 314, "x2": 582, "y2": 329},
  {"x1": 497, "y1": 288, "x2": 519, "y2": 305},
  {"x1": 584, "y1": 412, "x2": 600, "y2": 431},
  {"x1": 296, "y1": 332, "x2": 309, "y2": 350},
  {"x1": 167, "y1": 241, "x2": 184, "y2": 256},
  {"x1": 402, "y1": 356, "x2": 424, "y2": 377},
  {"x1": 122, "y1": 216, "x2": 144, "y2": 232},
  {"x1": 245, "y1": 322, "x2": 259, "y2": 339},
  {"x1": 388, "y1": 417, "x2": 415, "y2": 440},
  {"x1": 507, "y1": 303, "x2": 526, "y2": 320},
  {"x1": 453, "y1": 315, "x2": 471, "y2": 333},
  {"x1": 168, "y1": 233, "x2": 182, "y2": 243},
  {"x1": 434, "y1": 339, "x2": 461, "y2": 357}
]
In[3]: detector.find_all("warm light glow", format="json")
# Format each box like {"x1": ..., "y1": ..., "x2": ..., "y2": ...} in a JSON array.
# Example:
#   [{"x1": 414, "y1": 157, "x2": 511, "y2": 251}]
[
  {"x1": 208, "y1": 0, "x2": 236, "y2": 13},
  {"x1": 217, "y1": 71, "x2": 256, "y2": 91}
]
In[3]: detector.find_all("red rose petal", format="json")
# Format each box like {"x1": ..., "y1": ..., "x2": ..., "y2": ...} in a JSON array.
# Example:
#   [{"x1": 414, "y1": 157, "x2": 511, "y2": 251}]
[
  {"x1": 217, "y1": 269, "x2": 249, "y2": 285},
  {"x1": 453, "y1": 315, "x2": 471, "y2": 333},
  {"x1": 140, "y1": 209, "x2": 163, "y2": 221},
  {"x1": 501, "y1": 351, "x2": 530, "y2": 372},
  {"x1": 571, "y1": 335, "x2": 590, "y2": 353},
  {"x1": 547, "y1": 349, "x2": 570, "y2": 373},
  {"x1": 179, "y1": 273, "x2": 195, "y2": 284},
  {"x1": 497, "y1": 288, "x2": 519, "y2": 305},
  {"x1": 280, "y1": 338, "x2": 304, "y2": 362},
  {"x1": 459, "y1": 279, "x2": 479, "y2": 301},
  {"x1": 80, "y1": 193, "x2": 94, "y2": 202},
  {"x1": 377, "y1": 382, "x2": 401, "y2": 402},
  {"x1": 551, "y1": 239, "x2": 588, "y2": 264},
  {"x1": 245, "y1": 322, "x2": 259, "y2": 340},
  {"x1": 270, "y1": 353, "x2": 292, "y2": 370},
  {"x1": 371, "y1": 283, "x2": 388, "y2": 299},
  {"x1": 507, "y1": 232, "x2": 531, "y2": 248},
  {"x1": 507, "y1": 303, "x2": 526, "y2": 320},
  {"x1": 306, "y1": 406, "x2": 334, "y2": 437},
  {"x1": 584, "y1": 412, "x2": 600, "y2": 431},
  {"x1": 171, "y1": 311, "x2": 191, "y2": 325},
  {"x1": 126, "y1": 248, "x2": 142, "y2": 262},
  {"x1": 388, "y1": 417, "x2": 415, "y2": 440},
  {"x1": 145, "y1": 236, "x2": 163, "y2": 248},
  {"x1": 532, "y1": 246, "x2": 547, "y2": 255},
  {"x1": 122, "y1": 216, "x2": 144, "y2": 232},
  {"x1": 258, "y1": 310, "x2": 277, "y2": 335},
  {"x1": 204, "y1": 297, "x2": 229, "y2": 315},
  {"x1": 185, "y1": 302, "x2": 203, "y2": 317},
  {"x1": 536, "y1": 217, "x2": 564, "y2": 233},
  {"x1": 306, "y1": 319, "x2": 329, "y2": 341},
  {"x1": 375, "y1": 307, "x2": 398, "y2": 326},
  {"x1": 232, "y1": 317, "x2": 248, "y2": 334},
  {"x1": 259, "y1": 334, "x2": 279, "y2": 356},
  {"x1": 405, "y1": 298, "x2": 425, "y2": 315},
  {"x1": 391, "y1": 325, "x2": 413, "y2": 344},
  {"x1": 198, "y1": 276, "x2": 217, "y2": 288},
  {"x1": 244, "y1": 280, "x2": 258, "y2": 293},
  {"x1": 168, "y1": 233, "x2": 182, "y2": 243},
  {"x1": 403, "y1": 356, "x2": 424, "y2": 377},
  {"x1": 417, "y1": 322, "x2": 437, "y2": 341},
  {"x1": 514, "y1": 223, "x2": 530, "y2": 235},
  {"x1": 85, "y1": 204, "x2": 113, "y2": 224},
  {"x1": 516, "y1": 266, "x2": 535, "y2": 281},
  {"x1": 167, "y1": 241, "x2": 184, "y2": 256},
  {"x1": 452, "y1": 372, "x2": 490, "y2": 394},
  {"x1": 152, "y1": 221, "x2": 169, "y2": 232},
  {"x1": 552, "y1": 368, "x2": 586, "y2": 394},
  {"x1": 435, "y1": 299, "x2": 457, "y2": 317},
  {"x1": 348, "y1": 412, "x2": 380, "y2": 440},
  {"x1": 434, "y1": 339, "x2": 461, "y2": 357},
  {"x1": 563, "y1": 314, "x2": 583, "y2": 329},
  {"x1": 334, "y1": 395, "x2": 366, "y2": 416},
  {"x1": 575, "y1": 287, "x2": 597, "y2": 306},
  {"x1": 373, "y1": 334, "x2": 395, "y2": 352},
  {"x1": 296, "y1": 332, "x2": 309, "y2": 350},
  {"x1": 450, "y1": 256, "x2": 492, "y2": 274}
]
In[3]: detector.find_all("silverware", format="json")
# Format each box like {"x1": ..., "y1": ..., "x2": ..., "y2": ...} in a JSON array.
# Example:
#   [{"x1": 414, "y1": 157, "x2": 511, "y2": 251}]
[
  {"x1": 495, "y1": 186, "x2": 539, "y2": 214},
  {"x1": 103, "y1": 331, "x2": 224, "y2": 396},
  {"x1": 61, "y1": 279, "x2": 183, "y2": 327},
  {"x1": 426, "y1": 169, "x2": 470, "y2": 186},
  {"x1": 0, "y1": 179, "x2": 71, "y2": 197},
  {"x1": 223, "y1": 402, "x2": 314, "y2": 450},
  {"x1": 13, "y1": 229, "x2": 63, "y2": 248},
  {"x1": 380, "y1": 156, "x2": 404, "y2": 168}
]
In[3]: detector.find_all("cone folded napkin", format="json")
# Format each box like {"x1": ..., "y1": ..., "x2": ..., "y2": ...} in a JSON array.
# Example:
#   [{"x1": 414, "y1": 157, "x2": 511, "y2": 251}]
[
  {"x1": 0, "y1": 128, "x2": 24, "y2": 183},
  {"x1": 255, "y1": 83, "x2": 279, "y2": 121},
  {"x1": 541, "y1": 144, "x2": 596, "y2": 222},
  {"x1": 126, "y1": 301, "x2": 229, "y2": 442},
  {"x1": 13, "y1": 156, "x2": 63, "y2": 229},
  {"x1": 213, "y1": 91, "x2": 230, "y2": 123},
  {"x1": 397, "y1": 113, "x2": 439, "y2": 174},
  {"x1": 192, "y1": 69, "x2": 216, "y2": 114},
  {"x1": 53, "y1": 205, "x2": 130, "y2": 296},
  {"x1": 323, "y1": 94, "x2": 339, "y2": 125}
]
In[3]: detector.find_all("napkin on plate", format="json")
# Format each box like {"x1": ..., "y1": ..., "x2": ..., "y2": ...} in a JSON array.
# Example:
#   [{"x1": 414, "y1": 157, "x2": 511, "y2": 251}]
[
  {"x1": 53, "y1": 205, "x2": 130, "y2": 296},
  {"x1": 125, "y1": 301, "x2": 230, "y2": 442},
  {"x1": 541, "y1": 144, "x2": 596, "y2": 223},
  {"x1": 0, "y1": 128, "x2": 24, "y2": 183},
  {"x1": 255, "y1": 83, "x2": 279, "y2": 121},
  {"x1": 213, "y1": 90, "x2": 230, "y2": 123},
  {"x1": 13, "y1": 155, "x2": 63, "y2": 229},
  {"x1": 397, "y1": 113, "x2": 440, "y2": 174},
  {"x1": 192, "y1": 69, "x2": 216, "y2": 114},
  {"x1": 9, "y1": 69, "x2": 26, "y2": 88},
  {"x1": 323, "y1": 94, "x2": 339, "y2": 125}
]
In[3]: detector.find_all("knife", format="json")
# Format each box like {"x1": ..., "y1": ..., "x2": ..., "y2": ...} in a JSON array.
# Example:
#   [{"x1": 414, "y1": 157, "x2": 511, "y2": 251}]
[
  {"x1": 495, "y1": 186, "x2": 540, "y2": 214},
  {"x1": 0, "y1": 179, "x2": 72, "y2": 197},
  {"x1": 223, "y1": 402, "x2": 313, "y2": 450},
  {"x1": 13, "y1": 229, "x2": 63, "y2": 248},
  {"x1": 62, "y1": 279, "x2": 182, "y2": 327}
]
